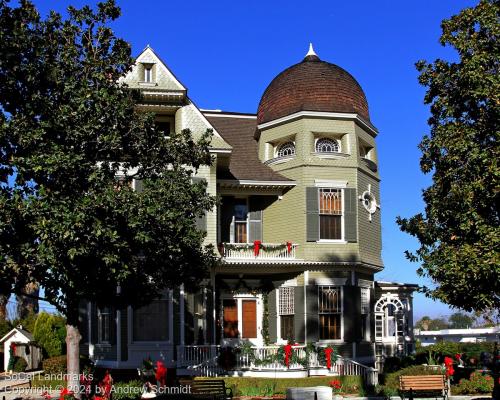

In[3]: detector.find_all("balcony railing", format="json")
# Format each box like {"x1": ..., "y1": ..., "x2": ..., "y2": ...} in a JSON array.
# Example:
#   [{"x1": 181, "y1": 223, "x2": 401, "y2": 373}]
[{"x1": 221, "y1": 242, "x2": 298, "y2": 260}]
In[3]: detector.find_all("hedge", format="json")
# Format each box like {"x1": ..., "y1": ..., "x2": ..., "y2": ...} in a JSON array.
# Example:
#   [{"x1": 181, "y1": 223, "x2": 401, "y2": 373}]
[
  {"x1": 42, "y1": 355, "x2": 67, "y2": 375},
  {"x1": 195, "y1": 376, "x2": 365, "y2": 396}
]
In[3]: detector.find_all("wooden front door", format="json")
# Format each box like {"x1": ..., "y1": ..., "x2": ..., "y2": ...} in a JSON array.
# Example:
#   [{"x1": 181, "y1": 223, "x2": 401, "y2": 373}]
[
  {"x1": 242, "y1": 300, "x2": 257, "y2": 338},
  {"x1": 223, "y1": 300, "x2": 238, "y2": 338}
]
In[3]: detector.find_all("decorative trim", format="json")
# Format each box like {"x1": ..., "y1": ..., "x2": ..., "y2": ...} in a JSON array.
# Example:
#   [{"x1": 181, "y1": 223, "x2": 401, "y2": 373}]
[
  {"x1": 311, "y1": 152, "x2": 350, "y2": 159},
  {"x1": 218, "y1": 179, "x2": 296, "y2": 187},
  {"x1": 314, "y1": 179, "x2": 348, "y2": 188},
  {"x1": 203, "y1": 112, "x2": 257, "y2": 119},
  {"x1": 264, "y1": 155, "x2": 295, "y2": 165},
  {"x1": 257, "y1": 111, "x2": 378, "y2": 136}
]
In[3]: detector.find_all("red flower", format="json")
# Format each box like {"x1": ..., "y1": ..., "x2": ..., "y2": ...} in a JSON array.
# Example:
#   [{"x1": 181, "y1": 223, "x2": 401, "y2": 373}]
[
  {"x1": 454, "y1": 353, "x2": 461, "y2": 360},
  {"x1": 329, "y1": 379, "x2": 341, "y2": 389},
  {"x1": 59, "y1": 388, "x2": 74, "y2": 400}
]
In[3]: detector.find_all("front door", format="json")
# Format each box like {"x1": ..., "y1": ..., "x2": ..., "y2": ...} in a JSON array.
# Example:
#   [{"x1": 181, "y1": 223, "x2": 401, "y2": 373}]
[{"x1": 242, "y1": 300, "x2": 257, "y2": 339}]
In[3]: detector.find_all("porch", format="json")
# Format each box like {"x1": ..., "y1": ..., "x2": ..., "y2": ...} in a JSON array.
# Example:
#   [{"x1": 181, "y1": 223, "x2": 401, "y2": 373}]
[{"x1": 176, "y1": 344, "x2": 378, "y2": 385}]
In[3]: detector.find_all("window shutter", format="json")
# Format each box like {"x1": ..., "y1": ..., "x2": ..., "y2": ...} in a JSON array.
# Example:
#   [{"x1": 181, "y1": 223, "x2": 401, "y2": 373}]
[
  {"x1": 248, "y1": 197, "x2": 263, "y2": 242},
  {"x1": 294, "y1": 287, "x2": 305, "y2": 342},
  {"x1": 344, "y1": 188, "x2": 357, "y2": 242},
  {"x1": 221, "y1": 197, "x2": 234, "y2": 243},
  {"x1": 192, "y1": 178, "x2": 207, "y2": 232},
  {"x1": 306, "y1": 285, "x2": 319, "y2": 342},
  {"x1": 306, "y1": 187, "x2": 319, "y2": 242},
  {"x1": 268, "y1": 289, "x2": 278, "y2": 343}
]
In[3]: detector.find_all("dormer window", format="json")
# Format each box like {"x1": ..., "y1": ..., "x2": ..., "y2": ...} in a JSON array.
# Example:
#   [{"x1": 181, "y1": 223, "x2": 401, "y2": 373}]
[
  {"x1": 143, "y1": 63, "x2": 153, "y2": 83},
  {"x1": 316, "y1": 138, "x2": 340, "y2": 153},
  {"x1": 276, "y1": 142, "x2": 295, "y2": 158}
]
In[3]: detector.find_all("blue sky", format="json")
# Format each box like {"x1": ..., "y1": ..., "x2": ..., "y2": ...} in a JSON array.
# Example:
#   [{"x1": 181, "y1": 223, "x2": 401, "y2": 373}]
[{"x1": 29, "y1": 0, "x2": 479, "y2": 320}]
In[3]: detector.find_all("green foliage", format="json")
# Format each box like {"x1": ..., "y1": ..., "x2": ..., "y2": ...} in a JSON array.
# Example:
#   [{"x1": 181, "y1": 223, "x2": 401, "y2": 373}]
[
  {"x1": 396, "y1": 0, "x2": 500, "y2": 311},
  {"x1": 13, "y1": 356, "x2": 28, "y2": 372},
  {"x1": 42, "y1": 355, "x2": 67, "y2": 375},
  {"x1": 449, "y1": 312, "x2": 475, "y2": 329},
  {"x1": 195, "y1": 376, "x2": 364, "y2": 396},
  {"x1": 34, "y1": 312, "x2": 66, "y2": 357},
  {"x1": 416, "y1": 341, "x2": 495, "y2": 365},
  {"x1": 0, "y1": 318, "x2": 11, "y2": 338},
  {"x1": 453, "y1": 371, "x2": 494, "y2": 394},
  {"x1": 415, "y1": 316, "x2": 449, "y2": 330},
  {"x1": 14, "y1": 311, "x2": 38, "y2": 333},
  {"x1": 0, "y1": 0, "x2": 215, "y2": 317},
  {"x1": 111, "y1": 380, "x2": 143, "y2": 400}
]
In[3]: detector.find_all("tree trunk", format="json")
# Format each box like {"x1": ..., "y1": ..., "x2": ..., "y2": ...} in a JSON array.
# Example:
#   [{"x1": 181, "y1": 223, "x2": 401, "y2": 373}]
[
  {"x1": 66, "y1": 317, "x2": 82, "y2": 398},
  {"x1": 0, "y1": 295, "x2": 7, "y2": 320},
  {"x1": 17, "y1": 282, "x2": 40, "y2": 319}
]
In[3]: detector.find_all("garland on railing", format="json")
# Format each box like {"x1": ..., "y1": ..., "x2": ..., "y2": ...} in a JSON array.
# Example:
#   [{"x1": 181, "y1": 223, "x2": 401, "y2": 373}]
[
  {"x1": 261, "y1": 292, "x2": 271, "y2": 345},
  {"x1": 237, "y1": 342, "x2": 337, "y2": 369},
  {"x1": 223, "y1": 242, "x2": 293, "y2": 252}
]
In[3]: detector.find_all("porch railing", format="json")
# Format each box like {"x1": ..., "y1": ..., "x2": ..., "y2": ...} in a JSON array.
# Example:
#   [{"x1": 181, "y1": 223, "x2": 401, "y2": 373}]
[
  {"x1": 176, "y1": 345, "x2": 378, "y2": 385},
  {"x1": 221, "y1": 243, "x2": 298, "y2": 260}
]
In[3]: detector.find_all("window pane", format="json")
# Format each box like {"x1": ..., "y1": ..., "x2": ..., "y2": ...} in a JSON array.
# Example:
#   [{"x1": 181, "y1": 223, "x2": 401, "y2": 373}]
[
  {"x1": 133, "y1": 299, "x2": 169, "y2": 341},
  {"x1": 155, "y1": 121, "x2": 170, "y2": 135},
  {"x1": 280, "y1": 315, "x2": 294, "y2": 342},
  {"x1": 319, "y1": 189, "x2": 342, "y2": 215},
  {"x1": 320, "y1": 215, "x2": 342, "y2": 239},
  {"x1": 223, "y1": 300, "x2": 238, "y2": 338},
  {"x1": 279, "y1": 287, "x2": 295, "y2": 315},
  {"x1": 319, "y1": 314, "x2": 341, "y2": 340},
  {"x1": 234, "y1": 222, "x2": 247, "y2": 243}
]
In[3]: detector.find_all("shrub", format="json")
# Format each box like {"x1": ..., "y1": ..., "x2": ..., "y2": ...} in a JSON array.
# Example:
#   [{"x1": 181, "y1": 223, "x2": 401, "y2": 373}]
[
  {"x1": 111, "y1": 380, "x2": 143, "y2": 400},
  {"x1": 0, "y1": 319, "x2": 11, "y2": 338},
  {"x1": 43, "y1": 355, "x2": 67, "y2": 375},
  {"x1": 34, "y1": 312, "x2": 66, "y2": 357},
  {"x1": 195, "y1": 376, "x2": 365, "y2": 396},
  {"x1": 453, "y1": 371, "x2": 494, "y2": 395},
  {"x1": 13, "y1": 356, "x2": 28, "y2": 372}
]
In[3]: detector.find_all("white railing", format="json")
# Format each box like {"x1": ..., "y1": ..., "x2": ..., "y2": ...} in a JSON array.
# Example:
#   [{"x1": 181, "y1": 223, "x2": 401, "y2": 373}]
[
  {"x1": 222, "y1": 243, "x2": 298, "y2": 259},
  {"x1": 177, "y1": 344, "x2": 378, "y2": 385}
]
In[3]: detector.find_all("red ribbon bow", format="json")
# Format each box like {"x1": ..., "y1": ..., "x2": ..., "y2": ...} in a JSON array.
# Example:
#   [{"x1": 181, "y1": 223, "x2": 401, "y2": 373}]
[
  {"x1": 254, "y1": 240, "x2": 261, "y2": 256},
  {"x1": 286, "y1": 241, "x2": 292, "y2": 253},
  {"x1": 155, "y1": 360, "x2": 167, "y2": 386},
  {"x1": 324, "y1": 347, "x2": 334, "y2": 369},
  {"x1": 284, "y1": 344, "x2": 293, "y2": 368}
]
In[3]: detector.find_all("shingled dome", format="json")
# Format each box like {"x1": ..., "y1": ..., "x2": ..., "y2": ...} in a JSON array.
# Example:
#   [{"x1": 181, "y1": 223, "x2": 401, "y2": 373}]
[{"x1": 257, "y1": 44, "x2": 370, "y2": 124}]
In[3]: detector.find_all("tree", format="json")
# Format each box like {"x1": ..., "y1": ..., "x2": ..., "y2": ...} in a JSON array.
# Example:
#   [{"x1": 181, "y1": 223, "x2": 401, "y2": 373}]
[
  {"x1": 33, "y1": 312, "x2": 66, "y2": 357},
  {"x1": 0, "y1": 0, "x2": 216, "y2": 393},
  {"x1": 415, "y1": 316, "x2": 432, "y2": 331},
  {"x1": 415, "y1": 316, "x2": 449, "y2": 331},
  {"x1": 397, "y1": 0, "x2": 500, "y2": 312},
  {"x1": 449, "y1": 312, "x2": 475, "y2": 329}
]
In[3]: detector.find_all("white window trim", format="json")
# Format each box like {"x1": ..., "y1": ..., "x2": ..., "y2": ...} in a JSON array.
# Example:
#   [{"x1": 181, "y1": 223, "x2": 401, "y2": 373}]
[
  {"x1": 220, "y1": 293, "x2": 262, "y2": 345},
  {"x1": 144, "y1": 64, "x2": 153, "y2": 83},
  {"x1": 317, "y1": 187, "x2": 345, "y2": 242},
  {"x1": 314, "y1": 137, "x2": 341, "y2": 153},
  {"x1": 317, "y1": 286, "x2": 344, "y2": 343},
  {"x1": 97, "y1": 307, "x2": 111, "y2": 345},
  {"x1": 360, "y1": 287, "x2": 371, "y2": 342},
  {"x1": 274, "y1": 141, "x2": 296, "y2": 158},
  {"x1": 230, "y1": 197, "x2": 249, "y2": 244}
]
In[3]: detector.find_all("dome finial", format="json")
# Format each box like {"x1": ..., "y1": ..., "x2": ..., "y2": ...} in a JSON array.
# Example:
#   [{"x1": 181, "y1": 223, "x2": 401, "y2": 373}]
[
  {"x1": 303, "y1": 43, "x2": 320, "y2": 62},
  {"x1": 306, "y1": 43, "x2": 317, "y2": 57}
]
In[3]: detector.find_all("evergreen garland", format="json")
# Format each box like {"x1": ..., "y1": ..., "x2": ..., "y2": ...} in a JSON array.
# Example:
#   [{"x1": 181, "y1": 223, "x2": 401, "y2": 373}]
[
  {"x1": 7, "y1": 343, "x2": 16, "y2": 371},
  {"x1": 261, "y1": 292, "x2": 270, "y2": 345}
]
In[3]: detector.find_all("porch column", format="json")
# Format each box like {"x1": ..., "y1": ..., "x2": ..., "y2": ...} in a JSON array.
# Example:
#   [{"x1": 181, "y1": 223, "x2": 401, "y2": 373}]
[
  {"x1": 203, "y1": 287, "x2": 207, "y2": 344},
  {"x1": 180, "y1": 284, "x2": 185, "y2": 345},
  {"x1": 211, "y1": 269, "x2": 216, "y2": 344},
  {"x1": 87, "y1": 302, "x2": 94, "y2": 360},
  {"x1": 116, "y1": 286, "x2": 121, "y2": 367}
]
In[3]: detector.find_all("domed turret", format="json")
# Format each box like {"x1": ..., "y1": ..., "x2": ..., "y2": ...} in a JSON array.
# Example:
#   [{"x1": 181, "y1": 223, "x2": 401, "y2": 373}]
[{"x1": 257, "y1": 44, "x2": 370, "y2": 124}]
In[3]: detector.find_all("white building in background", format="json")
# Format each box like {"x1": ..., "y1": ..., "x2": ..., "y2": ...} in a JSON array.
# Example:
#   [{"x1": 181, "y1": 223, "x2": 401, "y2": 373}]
[{"x1": 415, "y1": 326, "x2": 500, "y2": 346}]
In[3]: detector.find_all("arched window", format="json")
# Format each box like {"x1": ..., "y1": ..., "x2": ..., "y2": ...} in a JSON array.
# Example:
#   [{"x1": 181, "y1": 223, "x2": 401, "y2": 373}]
[
  {"x1": 276, "y1": 142, "x2": 295, "y2": 158},
  {"x1": 316, "y1": 138, "x2": 340, "y2": 153}
]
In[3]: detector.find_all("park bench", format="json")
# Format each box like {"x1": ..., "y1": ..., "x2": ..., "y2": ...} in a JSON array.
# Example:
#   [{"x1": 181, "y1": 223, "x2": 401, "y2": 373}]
[
  {"x1": 399, "y1": 375, "x2": 448, "y2": 400},
  {"x1": 191, "y1": 379, "x2": 233, "y2": 400}
]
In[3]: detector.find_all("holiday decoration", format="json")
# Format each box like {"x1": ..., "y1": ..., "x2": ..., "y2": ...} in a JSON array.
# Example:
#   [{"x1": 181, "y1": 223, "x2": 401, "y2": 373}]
[
  {"x1": 283, "y1": 344, "x2": 293, "y2": 368},
  {"x1": 155, "y1": 360, "x2": 167, "y2": 386},
  {"x1": 253, "y1": 240, "x2": 261, "y2": 256},
  {"x1": 286, "y1": 241, "x2": 292, "y2": 253}
]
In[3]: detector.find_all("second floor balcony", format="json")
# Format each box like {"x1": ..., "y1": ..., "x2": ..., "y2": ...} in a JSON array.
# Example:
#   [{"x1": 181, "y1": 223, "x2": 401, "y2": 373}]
[{"x1": 220, "y1": 242, "x2": 299, "y2": 261}]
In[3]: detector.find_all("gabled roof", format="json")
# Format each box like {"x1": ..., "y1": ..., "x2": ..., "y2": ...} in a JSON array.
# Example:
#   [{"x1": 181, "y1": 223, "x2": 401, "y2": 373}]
[
  {"x1": 203, "y1": 112, "x2": 293, "y2": 182},
  {"x1": 0, "y1": 326, "x2": 34, "y2": 343}
]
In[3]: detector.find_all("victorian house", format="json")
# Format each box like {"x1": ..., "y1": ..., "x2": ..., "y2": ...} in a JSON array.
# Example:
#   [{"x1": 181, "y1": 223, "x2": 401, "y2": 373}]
[{"x1": 79, "y1": 45, "x2": 416, "y2": 379}]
